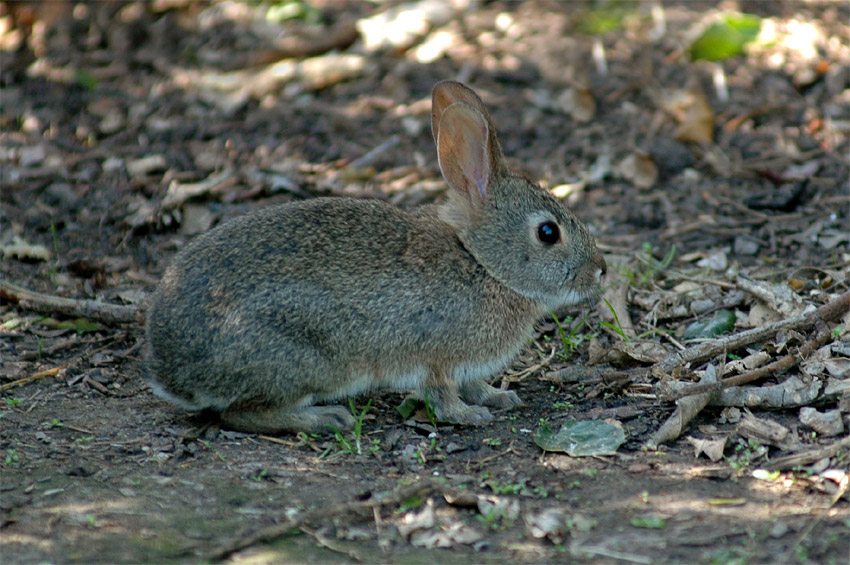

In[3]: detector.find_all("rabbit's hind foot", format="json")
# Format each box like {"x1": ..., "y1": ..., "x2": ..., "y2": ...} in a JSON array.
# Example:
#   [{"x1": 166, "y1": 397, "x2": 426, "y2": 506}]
[{"x1": 221, "y1": 404, "x2": 355, "y2": 434}]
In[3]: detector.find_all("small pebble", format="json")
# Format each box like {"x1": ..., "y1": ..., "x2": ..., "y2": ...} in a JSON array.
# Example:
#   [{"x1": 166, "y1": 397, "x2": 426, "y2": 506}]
[
  {"x1": 45, "y1": 182, "x2": 80, "y2": 208},
  {"x1": 734, "y1": 236, "x2": 760, "y2": 256},
  {"x1": 19, "y1": 144, "x2": 46, "y2": 167},
  {"x1": 769, "y1": 521, "x2": 789, "y2": 538},
  {"x1": 799, "y1": 407, "x2": 845, "y2": 437}
]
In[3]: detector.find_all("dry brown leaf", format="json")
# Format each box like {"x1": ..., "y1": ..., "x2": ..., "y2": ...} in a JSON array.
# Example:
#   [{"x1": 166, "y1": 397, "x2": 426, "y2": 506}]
[
  {"x1": 619, "y1": 153, "x2": 659, "y2": 189},
  {"x1": 661, "y1": 88, "x2": 715, "y2": 144},
  {"x1": 556, "y1": 87, "x2": 596, "y2": 123},
  {"x1": 686, "y1": 436, "x2": 728, "y2": 462},
  {"x1": 612, "y1": 340, "x2": 670, "y2": 364},
  {"x1": 525, "y1": 507, "x2": 569, "y2": 544},
  {"x1": 2, "y1": 236, "x2": 51, "y2": 262}
]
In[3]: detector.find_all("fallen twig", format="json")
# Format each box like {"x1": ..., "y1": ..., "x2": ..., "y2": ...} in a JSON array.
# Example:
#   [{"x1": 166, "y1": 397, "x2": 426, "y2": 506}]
[
  {"x1": 19, "y1": 334, "x2": 79, "y2": 361},
  {"x1": 652, "y1": 289, "x2": 850, "y2": 380},
  {"x1": 241, "y1": 21, "x2": 359, "y2": 67},
  {"x1": 299, "y1": 526, "x2": 362, "y2": 561},
  {"x1": 0, "y1": 366, "x2": 64, "y2": 392},
  {"x1": 666, "y1": 319, "x2": 834, "y2": 400},
  {"x1": 762, "y1": 434, "x2": 850, "y2": 472},
  {"x1": 503, "y1": 347, "x2": 557, "y2": 383},
  {"x1": 208, "y1": 479, "x2": 455, "y2": 561},
  {"x1": 1, "y1": 279, "x2": 141, "y2": 324}
]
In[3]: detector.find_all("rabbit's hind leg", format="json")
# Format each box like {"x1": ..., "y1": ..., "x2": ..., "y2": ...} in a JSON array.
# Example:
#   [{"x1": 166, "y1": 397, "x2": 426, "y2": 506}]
[
  {"x1": 221, "y1": 403, "x2": 354, "y2": 434},
  {"x1": 460, "y1": 380, "x2": 522, "y2": 410}
]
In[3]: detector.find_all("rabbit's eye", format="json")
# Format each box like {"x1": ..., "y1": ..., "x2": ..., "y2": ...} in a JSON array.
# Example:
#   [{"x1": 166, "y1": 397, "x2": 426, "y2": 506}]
[{"x1": 537, "y1": 221, "x2": 561, "y2": 245}]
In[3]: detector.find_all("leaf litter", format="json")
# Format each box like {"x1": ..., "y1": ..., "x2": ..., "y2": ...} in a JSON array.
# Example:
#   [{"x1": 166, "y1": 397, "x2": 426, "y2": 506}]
[{"x1": 1, "y1": 1, "x2": 848, "y2": 563}]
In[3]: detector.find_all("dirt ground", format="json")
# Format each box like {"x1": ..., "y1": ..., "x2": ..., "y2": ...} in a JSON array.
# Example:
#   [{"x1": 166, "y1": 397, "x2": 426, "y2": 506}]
[{"x1": 1, "y1": 1, "x2": 849, "y2": 563}]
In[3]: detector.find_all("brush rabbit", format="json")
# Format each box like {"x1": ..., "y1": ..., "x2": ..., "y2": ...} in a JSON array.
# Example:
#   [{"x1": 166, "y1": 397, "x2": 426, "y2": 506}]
[{"x1": 145, "y1": 81, "x2": 606, "y2": 433}]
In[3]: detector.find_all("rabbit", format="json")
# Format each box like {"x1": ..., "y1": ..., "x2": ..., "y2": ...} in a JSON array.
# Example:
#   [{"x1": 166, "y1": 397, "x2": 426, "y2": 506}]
[{"x1": 144, "y1": 80, "x2": 607, "y2": 434}]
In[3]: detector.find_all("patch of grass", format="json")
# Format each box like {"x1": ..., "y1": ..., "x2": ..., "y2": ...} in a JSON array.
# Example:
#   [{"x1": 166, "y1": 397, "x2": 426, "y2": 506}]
[
  {"x1": 398, "y1": 494, "x2": 423, "y2": 513},
  {"x1": 620, "y1": 243, "x2": 676, "y2": 289},
  {"x1": 600, "y1": 298, "x2": 629, "y2": 340},
  {"x1": 532, "y1": 485, "x2": 549, "y2": 498},
  {"x1": 198, "y1": 439, "x2": 226, "y2": 462},
  {"x1": 5, "y1": 449, "x2": 20, "y2": 466},
  {"x1": 725, "y1": 438, "x2": 767, "y2": 473},
  {"x1": 550, "y1": 312, "x2": 593, "y2": 359},
  {"x1": 422, "y1": 392, "x2": 438, "y2": 427},
  {"x1": 484, "y1": 480, "x2": 525, "y2": 496},
  {"x1": 322, "y1": 399, "x2": 380, "y2": 458}
]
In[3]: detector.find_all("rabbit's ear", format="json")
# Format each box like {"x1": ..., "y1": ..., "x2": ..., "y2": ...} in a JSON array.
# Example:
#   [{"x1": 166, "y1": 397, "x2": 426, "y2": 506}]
[
  {"x1": 436, "y1": 104, "x2": 492, "y2": 200},
  {"x1": 432, "y1": 82, "x2": 505, "y2": 201},
  {"x1": 432, "y1": 81, "x2": 489, "y2": 142}
]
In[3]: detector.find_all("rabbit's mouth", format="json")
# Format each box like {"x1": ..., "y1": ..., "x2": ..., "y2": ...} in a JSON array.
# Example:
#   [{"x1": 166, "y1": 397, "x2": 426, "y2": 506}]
[{"x1": 525, "y1": 284, "x2": 601, "y2": 313}]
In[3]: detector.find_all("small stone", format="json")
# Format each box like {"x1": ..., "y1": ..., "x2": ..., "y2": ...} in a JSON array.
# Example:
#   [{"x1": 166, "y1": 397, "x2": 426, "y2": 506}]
[
  {"x1": 734, "y1": 236, "x2": 760, "y2": 256},
  {"x1": 126, "y1": 155, "x2": 168, "y2": 177},
  {"x1": 99, "y1": 110, "x2": 125, "y2": 135},
  {"x1": 799, "y1": 407, "x2": 845, "y2": 437},
  {"x1": 45, "y1": 182, "x2": 80, "y2": 208},
  {"x1": 769, "y1": 521, "x2": 789, "y2": 538},
  {"x1": 690, "y1": 299, "x2": 715, "y2": 314},
  {"x1": 179, "y1": 204, "x2": 215, "y2": 236},
  {"x1": 102, "y1": 157, "x2": 124, "y2": 172},
  {"x1": 19, "y1": 144, "x2": 46, "y2": 167}
]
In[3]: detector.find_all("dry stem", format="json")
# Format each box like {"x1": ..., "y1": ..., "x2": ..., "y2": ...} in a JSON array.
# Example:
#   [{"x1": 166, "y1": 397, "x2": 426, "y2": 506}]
[
  {"x1": 653, "y1": 289, "x2": 850, "y2": 396},
  {"x1": 0, "y1": 279, "x2": 141, "y2": 324}
]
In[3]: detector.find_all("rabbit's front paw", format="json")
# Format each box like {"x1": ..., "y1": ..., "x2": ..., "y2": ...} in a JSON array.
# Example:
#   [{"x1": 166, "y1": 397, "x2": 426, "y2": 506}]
[
  {"x1": 481, "y1": 389, "x2": 522, "y2": 409},
  {"x1": 434, "y1": 403, "x2": 494, "y2": 426},
  {"x1": 461, "y1": 381, "x2": 523, "y2": 409}
]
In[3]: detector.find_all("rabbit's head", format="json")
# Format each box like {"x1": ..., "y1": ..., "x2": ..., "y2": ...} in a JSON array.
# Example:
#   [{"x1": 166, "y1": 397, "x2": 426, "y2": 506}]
[{"x1": 432, "y1": 81, "x2": 606, "y2": 311}]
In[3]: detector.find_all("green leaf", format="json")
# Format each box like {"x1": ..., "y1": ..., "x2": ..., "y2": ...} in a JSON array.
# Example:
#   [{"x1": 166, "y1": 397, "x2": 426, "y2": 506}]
[
  {"x1": 74, "y1": 70, "x2": 98, "y2": 92},
  {"x1": 690, "y1": 13, "x2": 762, "y2": 61},
  {"x1": 55, "y1": 318, "x2": 103, "y2": 334},
  {"x1": 576, "y1": 1, "x2": 636, "y2": 35},
  {"x1": 752, "y1": 469, "x2": 781, "y2": 481},
  {"x1": 534, "y1": 420, "x2": 626, "y2": 456},
  {"x1": 396, "y1": 396, "x2": 421, "y2": 420},
  {"x1": 631, "y1": 514, "x2": 666, "y2": 529},
  {"x1": 682, "y1": 309, "x2": 737, "y2": 340}
]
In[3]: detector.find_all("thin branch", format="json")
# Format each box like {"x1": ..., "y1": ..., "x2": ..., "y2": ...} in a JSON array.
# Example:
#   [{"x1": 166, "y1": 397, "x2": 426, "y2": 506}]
[
  {"x1": 763, "y1": 434, "x2": 850, "y2": 472},
  {"x1": 0, "y1": 366, "x2": 64, "y2": 393},
  {"x1": 0, "y1": 279, "x2": 141, "y2": 324},
  {"x1": 652, "y1": 289, "x2": 850, "y2": 380},
  {"x1": 666, "y1": 320, "x2": 834, "y2": 400}
]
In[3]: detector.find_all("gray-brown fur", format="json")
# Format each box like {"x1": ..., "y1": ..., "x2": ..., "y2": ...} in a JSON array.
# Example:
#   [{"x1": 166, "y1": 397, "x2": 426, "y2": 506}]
[{"x1": 144, "y1": 81, "x2": 606, "y2": 433}]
